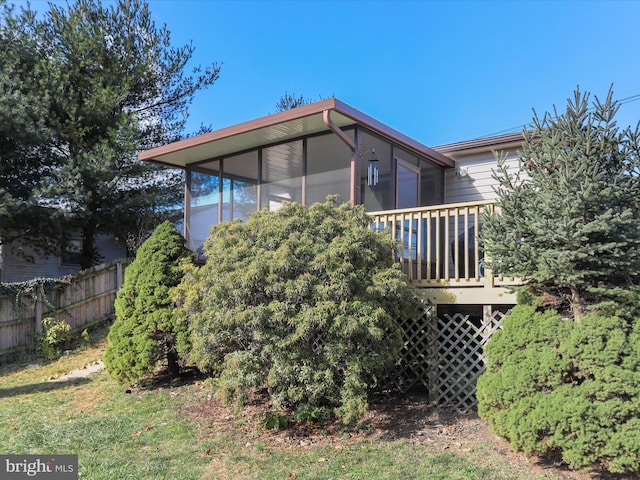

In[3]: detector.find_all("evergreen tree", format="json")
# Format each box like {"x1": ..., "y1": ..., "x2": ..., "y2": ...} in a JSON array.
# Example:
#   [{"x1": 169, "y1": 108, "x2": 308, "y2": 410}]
[
  {"x1": 275, "y1": 92, "x2": 314, "y2": 111},
  {"x1": 0, "y1": 0, "x2": 220, "y2": 266},
  {"x1": 0, "y1": 1, "x2": 62, "y2": 258},
  {"x1": 275, "y1": 92, "x2": 329, "y2": 112},
  {"x1": 482, "y1": 87, "x2": 640, "y2": 320},
  {"x1": 104, "y1": 221, "x2": 192, "y2": 383}
]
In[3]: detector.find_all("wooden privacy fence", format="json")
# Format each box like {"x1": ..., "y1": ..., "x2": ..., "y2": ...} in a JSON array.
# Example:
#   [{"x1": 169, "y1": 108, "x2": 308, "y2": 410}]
[{"x1": 0, "y1": 258, "x2": 130, "y2": 363}]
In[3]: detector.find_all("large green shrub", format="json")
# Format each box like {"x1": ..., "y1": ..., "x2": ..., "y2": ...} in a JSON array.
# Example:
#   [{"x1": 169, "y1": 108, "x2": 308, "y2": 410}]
[
  {"x1": 477, "y1": 304, "x2": 640, "y2": 473},
  {"x1": 173, "y1": 198, "x2": 421, "y2": 423},
  {"x1": 104, "y1": 221, "x2": 192, "y2": 384}
]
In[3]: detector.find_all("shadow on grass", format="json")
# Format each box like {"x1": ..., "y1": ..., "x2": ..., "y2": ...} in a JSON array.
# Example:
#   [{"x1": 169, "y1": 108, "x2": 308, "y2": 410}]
[
  {"x1": 133, "y1": 366, "x2": 206, "y2": 391},
  {"x1": 0, "y1": 377, "x2": 91, "y2": 399}
]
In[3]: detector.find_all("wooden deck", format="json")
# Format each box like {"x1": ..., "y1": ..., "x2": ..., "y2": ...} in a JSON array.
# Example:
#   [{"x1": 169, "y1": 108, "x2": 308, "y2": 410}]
[{"x1": 369, "y1": 200, "x2": 520, "y2": 305}]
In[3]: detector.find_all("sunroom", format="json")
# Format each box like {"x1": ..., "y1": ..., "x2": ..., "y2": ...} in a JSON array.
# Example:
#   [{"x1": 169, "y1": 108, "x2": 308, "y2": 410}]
[{"x1": 139, "y1": 98, "x2": 519, "y2": 304}]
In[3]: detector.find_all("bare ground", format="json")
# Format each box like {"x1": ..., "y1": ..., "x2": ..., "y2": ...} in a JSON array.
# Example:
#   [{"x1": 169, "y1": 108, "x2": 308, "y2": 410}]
[{"x1": 173, "y1": 382, "x2": 638, "y2": 480}]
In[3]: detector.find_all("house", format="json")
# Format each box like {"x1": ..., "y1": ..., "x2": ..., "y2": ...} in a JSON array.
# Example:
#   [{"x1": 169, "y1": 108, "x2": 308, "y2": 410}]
[
  {"x1": 139, "y1": 97, "x2": 525, "y2": 409},
  {"x1": 0, "y1": 234, "x2": 127, "y2": 283},
  {"x1": 139, "y1": 98, "x2": 524, "y2": 310}
]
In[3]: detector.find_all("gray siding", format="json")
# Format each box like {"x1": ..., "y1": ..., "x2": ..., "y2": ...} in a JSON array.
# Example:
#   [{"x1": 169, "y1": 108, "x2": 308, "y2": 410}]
[
  {"x1": 445, "y1": 149, "x2": 520, "y2": 205},
  {"x1": 1, "y1": 234, "x2": 127, "y2": 283}
]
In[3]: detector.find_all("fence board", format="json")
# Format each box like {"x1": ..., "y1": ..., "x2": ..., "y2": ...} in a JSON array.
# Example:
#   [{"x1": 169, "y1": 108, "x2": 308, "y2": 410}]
[{"x1": 0, "y1": 258, "x2": 130, "y2": 363}]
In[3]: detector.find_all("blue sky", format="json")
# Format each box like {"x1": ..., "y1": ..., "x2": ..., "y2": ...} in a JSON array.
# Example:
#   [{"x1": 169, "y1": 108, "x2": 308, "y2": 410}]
[{"x1": 22, "y1": 0, "x2": 640, "y2": 146}]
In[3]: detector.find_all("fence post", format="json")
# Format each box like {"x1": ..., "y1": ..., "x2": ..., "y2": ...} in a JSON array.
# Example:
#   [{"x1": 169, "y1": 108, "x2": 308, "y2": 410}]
[
  {"x1": 116, "y1": 260, "x2": 124, "y2": 291},
  {"x1": 34, "y1": 292, "x2": 43, "y2": 335}
]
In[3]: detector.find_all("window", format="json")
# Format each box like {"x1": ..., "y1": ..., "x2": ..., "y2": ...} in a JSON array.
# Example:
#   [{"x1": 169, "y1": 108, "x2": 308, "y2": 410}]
[
  {"x1": 396, "y1": 158, "x2": 420, "y2": 209},
  {"x1": 222, "y1": 151, "x2": 259, "y2": 221},
  {"x1": 261, "y1": 141, "x2": 303, "y2": 210},
  {"x1": 61, "y1": 239, "x2": 82, "y2": 266},
  {"x1": 306, "y1": 133, "x2": 352, "y2": 206}
]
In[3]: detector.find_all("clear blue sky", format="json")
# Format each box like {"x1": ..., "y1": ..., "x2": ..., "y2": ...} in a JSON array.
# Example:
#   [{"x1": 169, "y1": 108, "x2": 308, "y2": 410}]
[{"x1": 21, "y1": 0, "x2": 640, "y2": 146}]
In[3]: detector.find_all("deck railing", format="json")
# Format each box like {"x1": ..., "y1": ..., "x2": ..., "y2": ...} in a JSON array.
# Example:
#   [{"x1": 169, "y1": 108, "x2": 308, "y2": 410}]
[{"x1": 369, "y1": 200, "x2": 520, "y2": 289}]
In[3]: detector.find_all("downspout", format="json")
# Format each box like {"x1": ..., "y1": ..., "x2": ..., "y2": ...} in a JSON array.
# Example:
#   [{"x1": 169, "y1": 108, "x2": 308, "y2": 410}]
[{"x1": 323, "y1": 109, "x2": 358, "y2": 204}]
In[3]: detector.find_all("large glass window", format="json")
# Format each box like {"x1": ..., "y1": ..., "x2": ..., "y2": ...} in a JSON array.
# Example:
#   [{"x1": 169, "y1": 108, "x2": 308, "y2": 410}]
[
  {"x1": 396, "y1": 158, "x2": 420, "y2": 209},
  {"x1": 306, "y1": 133, "x2": 352, "y2": 206},
  {"x1": 222, "y1": 151, "x2": 258, "y2": 221},
  {"x1": 261, "y1": 141, "x2": 303, "y2": 210},
  {"x1": 184, "y1": 126, "x2": 446, "y2": 256},
  {"x1": 420, "y1": 159, "x2": 444, "y2": 206},
  {"x1": 189, "y1": 161, "x2": 220, "y2": 251},
  {"x1": 60, "y1": 238, "x2": 82, "y2": 266}
]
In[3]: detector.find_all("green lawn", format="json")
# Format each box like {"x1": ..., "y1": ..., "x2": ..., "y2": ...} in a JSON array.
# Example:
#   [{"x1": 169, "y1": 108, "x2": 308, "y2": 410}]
[{"x1": 0, "y1": 330, "x2": 578, "y2": 480}]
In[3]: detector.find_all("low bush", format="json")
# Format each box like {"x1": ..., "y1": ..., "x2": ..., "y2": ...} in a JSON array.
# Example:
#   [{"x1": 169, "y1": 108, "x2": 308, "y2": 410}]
[
  {"x1": 38, "y1": 317, "x2": 75, "y2": 360},
  {"x1": 173, "y1": 198, "x2": 422, "y2": 423},
  {"x1": 477, "y1": 304, "x2": 640, "y2": 474}
]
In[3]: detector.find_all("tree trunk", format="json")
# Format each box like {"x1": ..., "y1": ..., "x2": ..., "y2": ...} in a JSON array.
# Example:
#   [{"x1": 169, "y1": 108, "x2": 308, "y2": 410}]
[
  {"x1": 166, "y1": 346, "x2": 180, "y2": 378},
  {"x1": 569, "y1": 285, "x2": 584, "y2": 322},
  {"x1": 80, "y1": 228, "x2": 94, "y2": 270}
]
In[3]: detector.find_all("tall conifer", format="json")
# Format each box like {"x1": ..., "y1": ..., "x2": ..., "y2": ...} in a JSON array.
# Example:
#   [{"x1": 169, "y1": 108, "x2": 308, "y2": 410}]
[{"x1": 482, "y1": 87, "x2": 640, "y2": 320}]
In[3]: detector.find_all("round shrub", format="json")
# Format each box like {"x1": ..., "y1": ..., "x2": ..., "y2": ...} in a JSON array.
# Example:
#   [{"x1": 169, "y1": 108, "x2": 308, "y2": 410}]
[
  {"x1": 477, "y1": 304, "x2": 640, "y2": 474},
  {"x1": 104, "y1": 221, "x2": 192, "y2": 384},
  {"x1": 173, "y1": 198, "x2": 422, "y2": 423}
]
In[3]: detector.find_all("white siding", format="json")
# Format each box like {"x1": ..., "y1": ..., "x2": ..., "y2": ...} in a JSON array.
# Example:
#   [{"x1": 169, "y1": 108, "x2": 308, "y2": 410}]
[{"x1": 445, "y1": 149, "x2": 520, "y2": 205}]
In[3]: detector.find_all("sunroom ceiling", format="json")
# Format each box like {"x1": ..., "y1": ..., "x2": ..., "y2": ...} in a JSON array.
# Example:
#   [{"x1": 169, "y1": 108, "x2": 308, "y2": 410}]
[{"x1": 139, "y1": 98, "x2": 454, "y2": 168}]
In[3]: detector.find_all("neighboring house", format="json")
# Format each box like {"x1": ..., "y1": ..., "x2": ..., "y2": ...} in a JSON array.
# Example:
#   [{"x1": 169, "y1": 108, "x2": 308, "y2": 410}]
[
  {"x1": 139, "y1": 98, "x2": 524, "y2": 310},
  {"x1": 0, "y1": 233, "x2": 127, "y2": 283}
]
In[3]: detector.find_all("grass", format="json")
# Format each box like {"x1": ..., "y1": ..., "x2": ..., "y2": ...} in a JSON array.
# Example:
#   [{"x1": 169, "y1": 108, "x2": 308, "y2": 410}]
[{"x1": 0, "y1": 327, "x2": 576, "y2": 480}]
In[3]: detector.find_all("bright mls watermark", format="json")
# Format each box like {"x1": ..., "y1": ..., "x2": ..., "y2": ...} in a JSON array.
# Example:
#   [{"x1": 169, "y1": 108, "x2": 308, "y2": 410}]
[{"x1": 0, "y1": 455, "x2": 78, "y2": 479}]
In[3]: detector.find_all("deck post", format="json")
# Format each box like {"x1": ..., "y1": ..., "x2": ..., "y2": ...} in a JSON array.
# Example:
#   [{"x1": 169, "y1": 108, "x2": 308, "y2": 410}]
[{"x1": 482, "y1": 305, "x2": 492, "y2": 323}]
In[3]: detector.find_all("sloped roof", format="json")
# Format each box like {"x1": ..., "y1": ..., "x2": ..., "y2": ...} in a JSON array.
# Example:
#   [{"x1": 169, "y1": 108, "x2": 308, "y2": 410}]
[
  {"x1": 434, "y1": 132, "x2": 524, "y2": 157},
  {"x1": 139, "y1": 98, "x2": 454, "y2": 168}
]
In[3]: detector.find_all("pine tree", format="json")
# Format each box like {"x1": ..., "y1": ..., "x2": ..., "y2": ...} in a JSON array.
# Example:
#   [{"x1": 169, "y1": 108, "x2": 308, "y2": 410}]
[
  {"x1": 104, "y1": 221, "x2": 192, "y2": 384},
  {"x1": 482, "y1": 87, "x2": 640, "y2": 320},
  {"x1": 0, "y1": 1, "x2": 62, "y2": 257},
  {"x1": 0, "y1": 0, "x2": 220, "y2": 266}
]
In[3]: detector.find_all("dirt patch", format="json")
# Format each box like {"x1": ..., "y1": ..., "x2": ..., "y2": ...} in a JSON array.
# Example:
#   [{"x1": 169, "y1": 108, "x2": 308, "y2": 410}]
[{"x1": 175, "y1": 386, "x2": 633, "y2": 480}]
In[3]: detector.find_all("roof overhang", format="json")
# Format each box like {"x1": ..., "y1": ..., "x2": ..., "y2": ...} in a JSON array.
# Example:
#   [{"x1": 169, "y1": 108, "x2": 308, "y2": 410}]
[
  {"x1": 434, "y1": 132, "x2": 524, "y2": 157},
  {"x1": 139, "y1": 98, "x2": 454, "y2": 168}
]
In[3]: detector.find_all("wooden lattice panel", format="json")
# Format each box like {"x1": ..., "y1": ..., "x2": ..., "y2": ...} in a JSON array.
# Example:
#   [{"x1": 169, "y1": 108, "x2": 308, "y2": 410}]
[
  {"x1": 428, "y1": 310, "x2": 509, "y2": 411},
  {"x1": 320, "y1": 304, "x2": 509, "y2": 412},
  {"x1": 382, "y1": 305, "x2": 435, "y2": 393}
]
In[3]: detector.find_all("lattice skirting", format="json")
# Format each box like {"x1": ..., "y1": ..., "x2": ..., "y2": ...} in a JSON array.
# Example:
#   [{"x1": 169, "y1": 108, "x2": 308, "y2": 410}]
[{"x1": 383, "y1": 306, "x2": 511, "y2": 412}]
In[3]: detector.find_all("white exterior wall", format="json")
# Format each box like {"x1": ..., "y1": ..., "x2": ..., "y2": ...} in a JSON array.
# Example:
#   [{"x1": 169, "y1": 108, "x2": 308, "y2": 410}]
[{"x1": 444, "y1": 148, "x2": 521, "y2": 205}]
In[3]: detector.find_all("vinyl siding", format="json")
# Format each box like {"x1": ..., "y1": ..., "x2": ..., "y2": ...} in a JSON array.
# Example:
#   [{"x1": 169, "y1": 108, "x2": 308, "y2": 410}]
[
  {"x1": 1, "y1": 234, "x2": 127, "y2": 283},
  {"x1": 445, "y1": 149, "x2": 520, "y2": 205}
]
